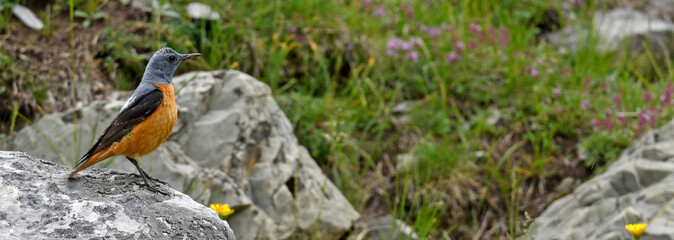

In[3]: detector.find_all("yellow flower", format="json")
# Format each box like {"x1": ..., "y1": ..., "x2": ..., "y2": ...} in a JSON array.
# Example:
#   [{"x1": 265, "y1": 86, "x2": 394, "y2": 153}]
[
  {"x1": 625, "y1": 223, "x2": 647, "y2": 238},
  {"x1": 210, "y1": 203, "x2": 235, "y2": 219},
  {"x1": 367, "y1": 55, "x2": 375, "y2": 68}
]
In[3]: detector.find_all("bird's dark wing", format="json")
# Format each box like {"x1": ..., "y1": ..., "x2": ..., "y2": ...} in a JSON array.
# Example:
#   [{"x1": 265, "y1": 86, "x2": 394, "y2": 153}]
[{"x1": 75, "y1": 89, "x2": 164, "y2": 167}]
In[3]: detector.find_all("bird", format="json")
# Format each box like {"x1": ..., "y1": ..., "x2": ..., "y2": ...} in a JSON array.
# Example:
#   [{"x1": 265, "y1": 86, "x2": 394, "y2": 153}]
[{"x1": 68, "y1": 47, "x2": 201, "y2": 193}]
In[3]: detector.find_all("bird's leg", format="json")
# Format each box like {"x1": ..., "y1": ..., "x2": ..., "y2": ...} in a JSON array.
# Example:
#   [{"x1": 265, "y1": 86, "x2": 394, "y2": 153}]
[
  {"x1": 126, "y1": 157, "x2": 155, "y2": 188},
  {"x1": 126, "y1": 157, "x2": 169, "y2": 195}
]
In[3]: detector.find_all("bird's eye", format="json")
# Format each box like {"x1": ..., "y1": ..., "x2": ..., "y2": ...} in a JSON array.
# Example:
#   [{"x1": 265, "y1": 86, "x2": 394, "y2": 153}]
[{"x1": 168, "y1": 55, "x2": 176, "y2": 62}]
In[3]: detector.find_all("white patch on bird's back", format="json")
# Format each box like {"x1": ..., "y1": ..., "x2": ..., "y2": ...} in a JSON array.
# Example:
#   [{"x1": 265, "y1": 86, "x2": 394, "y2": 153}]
[{"x1": 120, "y1": 96, "x2": 136, "y2": 112}]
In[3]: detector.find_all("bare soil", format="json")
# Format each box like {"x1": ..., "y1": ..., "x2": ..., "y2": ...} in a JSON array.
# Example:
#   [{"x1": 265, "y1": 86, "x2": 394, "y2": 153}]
[{"x1": 0, "y1": 1, "x2": 147, "y2": 132}]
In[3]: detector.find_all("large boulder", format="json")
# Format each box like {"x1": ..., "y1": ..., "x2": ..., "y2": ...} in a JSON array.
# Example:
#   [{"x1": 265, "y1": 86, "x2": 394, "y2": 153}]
[
  {"x1": 0, "y1": 151, "x2": 235, "y2": 239},
  {"x1": 11, "y1": 70, "x2": 360, "y2": 240},
  {"x1": 546, "y1": 8, "x2": 674, "y2": 52},
  {"x1": 527, "y1": 119, "x2": 674, "y2": 239},
  {"x1": 545, "y1": 8, "x2": 674, "y2": 79}
]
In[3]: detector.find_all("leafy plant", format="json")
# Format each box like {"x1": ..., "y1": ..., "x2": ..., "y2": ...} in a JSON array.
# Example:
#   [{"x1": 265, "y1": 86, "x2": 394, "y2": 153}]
[
  {"x1": 73, "y1": 0, "x2": 107, "y2": 27},
  {"x1": 38, "y1": 5, "x2": 55, "y2": 38},
  {"x1": 580, "y1": 131, "x2": 631, "y2": 173},
  {"x1": 0, "y1": 0, "x2": 18, "y2": 32}
]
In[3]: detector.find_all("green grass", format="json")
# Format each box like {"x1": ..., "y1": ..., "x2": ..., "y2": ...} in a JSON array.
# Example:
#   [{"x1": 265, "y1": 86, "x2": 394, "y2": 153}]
[{"x1": 4, "y1": 0, "x2": 674, "y2": 239}]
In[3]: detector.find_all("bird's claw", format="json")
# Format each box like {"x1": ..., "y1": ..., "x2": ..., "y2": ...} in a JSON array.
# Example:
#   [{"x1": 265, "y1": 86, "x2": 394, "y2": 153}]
[
  {"x1": 138, "y1": 168, "x2": 169, "y2": 185},
  {"x1": 148, "y1": 185, "x2": 171, "y2": 196},
  {"x1": 137, "y1": 178, "x2": 171, "y2": 196},
  {"x1": 147, "y1": 175, "x2": 169, "y2": 185}
]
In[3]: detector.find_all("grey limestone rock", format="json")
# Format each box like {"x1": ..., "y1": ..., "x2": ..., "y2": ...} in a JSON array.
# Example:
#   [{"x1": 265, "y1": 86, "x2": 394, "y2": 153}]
[
  {"x1": 546, "y1": 8, "x2": 674, "y2": 53},
  {"x1": 11, "y1": 70, "x2": 360, "y2": 240},
  {"x1": 12, "y1": 4, "x2": 44, "y2": 30},
  {"x1": 186, "y1": 2, "x2": 221, "y2": 20},
  {"x1": 357, "y1": 215, "x2": 419, "y2": 240},
  {"x1": 527, "y1": 119, "x2": 674, "y2": 240},
  {"x1": 130, "y1": 0, "x2": 179, "y2": 18},
  {"x1": 0, "y1": 151, "x2": 235, "y2": 239},
  {"x1": 642, "y1": 0, "x2": 674, "y2": 22}
]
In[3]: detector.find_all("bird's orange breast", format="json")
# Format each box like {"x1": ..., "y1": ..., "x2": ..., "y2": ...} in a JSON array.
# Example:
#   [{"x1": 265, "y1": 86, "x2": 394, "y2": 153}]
[{"x1": 108, "y1": 84, "x2": 177, "y2": 158}]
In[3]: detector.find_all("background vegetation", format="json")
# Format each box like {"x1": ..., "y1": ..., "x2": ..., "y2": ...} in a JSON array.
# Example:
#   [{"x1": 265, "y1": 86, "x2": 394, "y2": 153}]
[{"x1": 2, "y1": 0, "x2": 673, "y2": 238}]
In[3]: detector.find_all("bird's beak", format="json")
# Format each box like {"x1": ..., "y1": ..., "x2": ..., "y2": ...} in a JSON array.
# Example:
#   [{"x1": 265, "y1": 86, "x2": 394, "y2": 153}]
[{"x1": 181, "y1": 53, "x2": 202, "y2": 61}]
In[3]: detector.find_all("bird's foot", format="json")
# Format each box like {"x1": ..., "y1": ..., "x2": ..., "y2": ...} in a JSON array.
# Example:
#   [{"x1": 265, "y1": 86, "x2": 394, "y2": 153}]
[
  {"x1": 140, "y1": 169, "x2": 169, "y2": 185},
  {"x1": 146, "y1": 184, "x2": 171, "y2": 196},
  {"x1": 149, "y1": 177, "x2": 169, "y2": 186},
  {"x1": 136, "y1": 177, "x2": 171, "y2": 196}
]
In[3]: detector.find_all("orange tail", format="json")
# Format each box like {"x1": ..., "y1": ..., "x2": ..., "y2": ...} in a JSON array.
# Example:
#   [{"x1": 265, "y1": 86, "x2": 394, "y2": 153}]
[{"x1": 68, "y1": 146, "x2": 112, "y2": 178}]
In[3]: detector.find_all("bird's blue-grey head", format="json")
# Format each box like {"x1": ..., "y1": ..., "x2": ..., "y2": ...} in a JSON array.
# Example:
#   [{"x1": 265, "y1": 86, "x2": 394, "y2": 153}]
[
  {"x1": 141, "y1": 47, "x2": 202, "y2": 85},
  {"x1": 120, "y1": 48, "x2": 201, "y2": 112}
]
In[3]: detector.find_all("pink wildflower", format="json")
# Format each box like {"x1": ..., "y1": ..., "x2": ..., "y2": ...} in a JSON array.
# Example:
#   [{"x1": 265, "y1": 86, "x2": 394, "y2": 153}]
[
  {"x1": 404, "y1": 4, "x2": 414, "y2": 18},
  {"x1": 387, "y1": 37, "x2": 400, "y2": 49},
  {"x1": 470, "y1": 23, "x2": 482, "y2": 33},
  {"x1": 591, "y1": 118, "x2": 601, "y2": 131},
  {"x1": 662, "y1": 83, "x2": 674, "y2": 105},
  {"x1": 455, "y1": 41, "x2": 465, "y2": 52},
  {"x1": 638, "y1": 110, "x2": 652, "y2": 129},
  {"x1": 499, "y1": 27, "x2": 510, "y2": 46},
  {"x1": 612, "y1": 95, "x2": 622, "y2": 108},
  {"x1": 487, "y1": 27, "x2": 497, "y2": 42},
  {"x1": 644, "y1": 92, "x2": 654, "y2": 102},
  {"x1": 529, "y1": 68, "x2": 539, "y2": 77},
  {"x1": 401, "y1": 42, "x2": 413, "y2": 51},
  {"x1": 604, "y1": 118, "x2": 613, "y2": 131},
  {"x1": 602, "y1": 81, "x2": 609, "y2": 92},
  {"x1": 582, "y1": 100, "x2": 591, "y2": 110},
  {"x1": 617, "y1": 112, "x2": 628, "y2": 124},
  {"x1": 409, "y1": 51, "x2": 419, "y2": 62},
  {"x1": 446, "y1": 52, "x2": 460, "y2": 63},
  {"x1": 375, "y1": 7, "x2": 386, "y2": 16}
]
